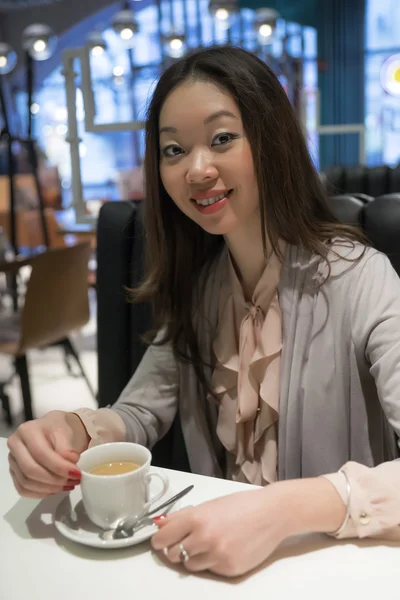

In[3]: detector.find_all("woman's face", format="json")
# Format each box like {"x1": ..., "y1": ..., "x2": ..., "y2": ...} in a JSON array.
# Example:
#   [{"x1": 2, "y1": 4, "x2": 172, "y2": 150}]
[{"x1": 159, "y1": 80, "x2": 260, "y2": 236}]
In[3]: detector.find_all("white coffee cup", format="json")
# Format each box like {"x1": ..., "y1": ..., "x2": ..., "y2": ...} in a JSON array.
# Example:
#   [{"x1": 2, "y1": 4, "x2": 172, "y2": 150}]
[{"x1": 78, "y1": 442, "x2": 169, "y2": 529}]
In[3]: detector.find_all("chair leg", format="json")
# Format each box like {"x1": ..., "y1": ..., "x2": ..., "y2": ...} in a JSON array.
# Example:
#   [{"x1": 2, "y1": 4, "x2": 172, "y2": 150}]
[
  {"x1": 0, "y1": 383, "x2": 13, "y2": 426},
  {"x1": 15, "y1": 355, "x2": 34, "y2": 422},
  {"x1": 57, "y1": 338, "x2": 75, "y2": 376},
  {"x1": 61, "y1": 337, "x2": 97, "y2": 401}
]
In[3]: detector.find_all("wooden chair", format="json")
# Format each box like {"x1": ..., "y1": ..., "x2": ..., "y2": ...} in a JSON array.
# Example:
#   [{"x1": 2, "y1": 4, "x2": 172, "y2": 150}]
[
  {"x1": 0, "y1": 208, "x2": 97, "y2": 287},
  {"x1": 0, "y1": 243, "x2": 96, "y2": 424}
]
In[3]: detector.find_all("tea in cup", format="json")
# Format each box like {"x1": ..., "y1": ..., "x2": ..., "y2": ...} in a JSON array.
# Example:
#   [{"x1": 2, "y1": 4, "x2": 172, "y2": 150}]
[{"x1": 78, "y1": 442, "x2": 169, "y2": 529}]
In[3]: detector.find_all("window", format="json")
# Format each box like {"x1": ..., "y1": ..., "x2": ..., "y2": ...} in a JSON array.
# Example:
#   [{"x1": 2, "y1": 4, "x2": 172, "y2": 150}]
[
  {"x1": 22, "y1": 0, "x2": 317, "y2": 203},
  {"x1": 365, "y1": 0, "x2": 400, "y2": 166}
]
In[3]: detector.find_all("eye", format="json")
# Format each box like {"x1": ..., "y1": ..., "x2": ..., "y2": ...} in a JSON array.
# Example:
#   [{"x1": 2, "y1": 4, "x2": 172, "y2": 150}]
[
  {"x1": 161, "y1": 144, "x2": 184, "y2": 158},
  {"x1": 212, "y1": 132, "x2": 238, "y2": 146}
]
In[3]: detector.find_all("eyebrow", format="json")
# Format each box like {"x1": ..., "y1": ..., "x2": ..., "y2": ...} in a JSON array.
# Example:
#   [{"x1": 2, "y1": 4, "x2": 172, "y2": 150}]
[{"x1": 159, "y1": 110, "x2": 239, "y2": 135}]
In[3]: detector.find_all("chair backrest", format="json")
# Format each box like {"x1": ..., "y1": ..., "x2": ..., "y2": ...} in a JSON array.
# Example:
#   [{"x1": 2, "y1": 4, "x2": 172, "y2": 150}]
[
  {"x1": 96, "y1": 200, "x2": 141, "y2": 407},
  {"x1": 324, "y1": 165, "x2": 399, "y2": 197},
  {"x1": 327, "y1": 194, "x2": 365, "y2": 227},
  {"x1": 96, "y1": 200, "x2": 190, "y2": 471},
  {"x1": 0, "y1": 208, "x2": 70, "y2": 252},
  {"x1": 18, "y1": 242, "x2": 91, "y2": 352},
  {"x1": 343, "y1": 165, "x2": 366, "y2": 194},
  {"x1": 389, "y1": 165, "x2": 400, "y2": 193},
  {"x1": 365, "y1": 165, "x2": 391, "y2": 198},
  {"x1": 364, "y1": 194, "x2": 400, "y2": 276}
]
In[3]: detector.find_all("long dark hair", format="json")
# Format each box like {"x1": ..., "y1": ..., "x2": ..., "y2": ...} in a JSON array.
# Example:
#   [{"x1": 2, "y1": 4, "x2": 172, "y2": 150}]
[{"x1": 134, "y1": 45, "x2": 365, "y2": 392}]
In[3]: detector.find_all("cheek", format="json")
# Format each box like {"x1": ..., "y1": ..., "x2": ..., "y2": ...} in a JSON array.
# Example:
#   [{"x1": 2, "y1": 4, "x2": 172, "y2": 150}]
[
  {"x1": 160, "y1": 166, "x2": 192, "y2": 217},
  {"x1": 160, "y1": 166, "x2": 183, "y2": 203},
  {"x1": 242, "y1": 146, "x2": 257, "y2": 180}
]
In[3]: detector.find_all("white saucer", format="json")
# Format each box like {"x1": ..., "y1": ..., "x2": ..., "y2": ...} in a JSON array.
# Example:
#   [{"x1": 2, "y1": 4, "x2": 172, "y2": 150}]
[{"x1": 54, "y1": 482, "x2": 184, "y2": 549}]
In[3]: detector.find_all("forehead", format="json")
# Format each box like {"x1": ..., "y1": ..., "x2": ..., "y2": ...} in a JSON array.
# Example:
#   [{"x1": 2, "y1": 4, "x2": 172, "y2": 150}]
[{"x1": 159, "y1": 80, "x2": 240, "y2": 127}]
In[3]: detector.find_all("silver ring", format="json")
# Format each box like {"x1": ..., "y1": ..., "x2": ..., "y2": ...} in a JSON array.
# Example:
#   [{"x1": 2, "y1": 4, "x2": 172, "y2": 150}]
[
  {"x1": 179, "y1": 543, "x2": 189, "y2": 564},
  {"x1": 163, "y1": 547, "x2": 169, "y2": 557}
]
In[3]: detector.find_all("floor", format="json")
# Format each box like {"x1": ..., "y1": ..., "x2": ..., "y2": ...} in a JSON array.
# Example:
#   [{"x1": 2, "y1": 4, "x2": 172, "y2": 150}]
[{"x1": 0, "y1": 288, "x2": 98, "y2": 437}]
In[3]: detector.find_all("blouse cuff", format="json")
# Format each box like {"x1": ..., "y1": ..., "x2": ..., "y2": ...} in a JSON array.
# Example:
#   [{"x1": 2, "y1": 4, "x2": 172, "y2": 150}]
[
  {"x1": 72, "y1": 407, "x2": 127, "y2": 447},
  {"x1": 323, "y1": 461, "x2": 400, "y2": 540}
]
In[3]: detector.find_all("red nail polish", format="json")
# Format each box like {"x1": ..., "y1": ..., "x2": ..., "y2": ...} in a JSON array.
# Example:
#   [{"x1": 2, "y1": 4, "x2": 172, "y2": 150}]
[
  {"x1": 68, "y1": 469, "x2": 81, "y2": 479},
  {"x1": 67, "y1": 479, "x2": 81, "y2": 486},
  {"x1": 63, "y1": 485, "x2": 75, "y2": 491},
  {"x1": 152, "y1": 515, "x2": 167, "y2": 524}
]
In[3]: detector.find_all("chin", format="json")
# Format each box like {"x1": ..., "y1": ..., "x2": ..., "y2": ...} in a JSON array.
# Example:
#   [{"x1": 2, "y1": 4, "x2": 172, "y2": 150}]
[{"x1": 198, "y1": 218, "x2": 239, "y2": 237}]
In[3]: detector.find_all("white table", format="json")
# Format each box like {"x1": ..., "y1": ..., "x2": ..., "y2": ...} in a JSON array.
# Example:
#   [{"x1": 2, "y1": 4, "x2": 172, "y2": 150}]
[{"x1": 0, "y1": 437, "x2": 399, "y2": 600}]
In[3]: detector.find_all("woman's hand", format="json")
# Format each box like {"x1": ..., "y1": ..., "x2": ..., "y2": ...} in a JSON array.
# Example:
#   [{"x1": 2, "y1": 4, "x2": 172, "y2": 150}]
[
  {"x1": 151, "y1": 478, "x2": 346, "y2": 578},
  {"x1": 151, "y1": 485, "x2": 293, "y2": 578},
  {"x1": 7, "y1": 411, "x2": 90, "y2": 499}
]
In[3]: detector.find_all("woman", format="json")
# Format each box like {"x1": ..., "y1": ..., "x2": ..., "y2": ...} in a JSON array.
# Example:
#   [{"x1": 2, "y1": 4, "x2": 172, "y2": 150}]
[{"x1": 7, "y1": 46, "x2": 400, "y2": 577}]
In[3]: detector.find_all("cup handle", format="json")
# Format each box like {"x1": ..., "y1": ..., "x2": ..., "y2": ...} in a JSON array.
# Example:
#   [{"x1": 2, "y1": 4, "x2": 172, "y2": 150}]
[{"x1": 144, "y1": 471, "x2": 169, "y2": 510}]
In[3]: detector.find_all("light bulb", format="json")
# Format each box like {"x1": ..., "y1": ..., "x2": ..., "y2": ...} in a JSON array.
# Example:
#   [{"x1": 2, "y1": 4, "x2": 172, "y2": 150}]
[
  {"x1": 33, "y1": 39, "x2": 47, "y2": 53},
  {"x1": 259, "y1": 23, "x2": 272, "y2": 37},
  {"x1": 22, "y1": 24, "x2": 57, "y2": 61},
  {"x1": 87, "y1": 32, "x2": 107, "y2": 56},
  {"x1": 111, "y1": 10, "x2": 138, "y2": 46},
  {"x1": 0, "y1": 43, "x2": 17, "y2": 74},
  {"x1": 91, "y1": 45, "x2": 105, "y2": 57},
  {"x1": 163, "y1": 33, "x2": 186, "y2": 58},
  {"x1": 169, "y1": 38, "x2": 183, "y2": 50},
  {"x1": 113, "y1": 65, "x2": 125, "y2": 77},
  {"x1": 120, "y1": 28, "x2": 134, "y2": 41},
  {"x1": 215, "y1": 8, "x2": 229, "y2": 20},
  {"x1": 254, "y1": 8, "x2": 279, "y2": 45}
]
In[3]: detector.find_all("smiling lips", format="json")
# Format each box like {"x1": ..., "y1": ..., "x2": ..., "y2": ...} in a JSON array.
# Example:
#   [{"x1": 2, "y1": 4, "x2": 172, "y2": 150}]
[{"x1": 192, "y1": 189, "x2": 232, "y2": 214}]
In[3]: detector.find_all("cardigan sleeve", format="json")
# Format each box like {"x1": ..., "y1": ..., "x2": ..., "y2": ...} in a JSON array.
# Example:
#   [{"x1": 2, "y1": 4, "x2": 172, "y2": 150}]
[
  {"x1": 323, "y1": 251, "x2": 400, "y2": 540},
  {"x1": 73, "y1": 333, "x2": 179, "y2": 450}
]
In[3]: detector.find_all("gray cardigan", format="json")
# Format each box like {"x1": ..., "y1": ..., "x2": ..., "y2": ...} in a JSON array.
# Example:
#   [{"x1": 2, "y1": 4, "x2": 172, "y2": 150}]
[{"x1": 112, "y1": 242, "x2": 400, "y2": 480}]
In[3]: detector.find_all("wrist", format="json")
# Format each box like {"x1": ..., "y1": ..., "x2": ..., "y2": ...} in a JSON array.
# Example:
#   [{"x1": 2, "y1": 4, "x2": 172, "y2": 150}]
[
  {"x1": 65, "y1": 412, "x2": 91, "y2": 454},
  {"x1": 270, "y1": 477, "x2": 347, "y2": 537}
]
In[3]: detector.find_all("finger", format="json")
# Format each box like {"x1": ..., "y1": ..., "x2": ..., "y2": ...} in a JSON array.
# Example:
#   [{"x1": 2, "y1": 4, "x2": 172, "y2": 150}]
[
  {"x1": 25, "y1": 426, "x2": 80, "y2": 477},
  {"x1": 161, "y1": 532, "x2": 210, "y2": 564},
  {"x1": 7, "y1": 437, "x2": 68, "y2": 486},
  {"x1": 152, "y1": 506, "x2": 193, "y2": 529},
  {"x1": 151, "y1": 514, "x2": 194, "y2": 552},
  {"x1": 50, "y1": 430, "x2": 80, "y2": 464},
  {"x1": 9, "y1": 467, "x2": 61, "y2": 499},
  {"x1": 9, "y1": 458, "x2": 71, "y2": 496},
  {"x1": 183, "y1": 553, "x2": 217, "y2": 573},
  {"x1": 9, "y1": 428, "x2": 79, "y2": 481}
]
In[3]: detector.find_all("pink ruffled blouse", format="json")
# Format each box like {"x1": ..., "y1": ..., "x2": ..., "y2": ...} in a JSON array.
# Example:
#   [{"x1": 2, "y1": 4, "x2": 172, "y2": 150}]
[{"x1": 211, "y1": 250, "x2": 283, "y2": 486}]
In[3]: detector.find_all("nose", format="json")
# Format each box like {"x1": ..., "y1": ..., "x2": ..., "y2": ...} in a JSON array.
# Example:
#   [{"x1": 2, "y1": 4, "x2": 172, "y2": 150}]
[{"x1": 185, "y1": 148, "x2": 219, "y2": 184}]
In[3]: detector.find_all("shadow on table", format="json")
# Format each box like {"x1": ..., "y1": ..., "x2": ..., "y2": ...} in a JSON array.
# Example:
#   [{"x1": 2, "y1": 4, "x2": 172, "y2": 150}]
[
  {"x1": 4, "y1": 494, "x2": 60, "y2": 541},
  {"x1": 151, "y1": 531, "x2": 400, "y2": 585},
  {"x1": 3, "y1": 493, "x2": 153, "y2": 562}
]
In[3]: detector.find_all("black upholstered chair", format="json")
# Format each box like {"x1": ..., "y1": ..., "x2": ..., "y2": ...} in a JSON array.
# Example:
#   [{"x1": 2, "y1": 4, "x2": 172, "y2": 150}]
[
  {"x1": 364, "y1": 194, "x2": 400, "y2": 276},
  {"x1": 328, "y1": 193, "x2": 400, "y2": 277},
  {"x1": 389, "y1": 166, "x2": 400, "y2": 193},
  {"x1": 96, "y1": 200, "x2": 190, "y2": 472},
  {"x1": 325, "y1": 165, "x2": 400, "y2": 198},
  {"x1": 327, "y1": 194, "x2": 365, "y2": 227}
]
